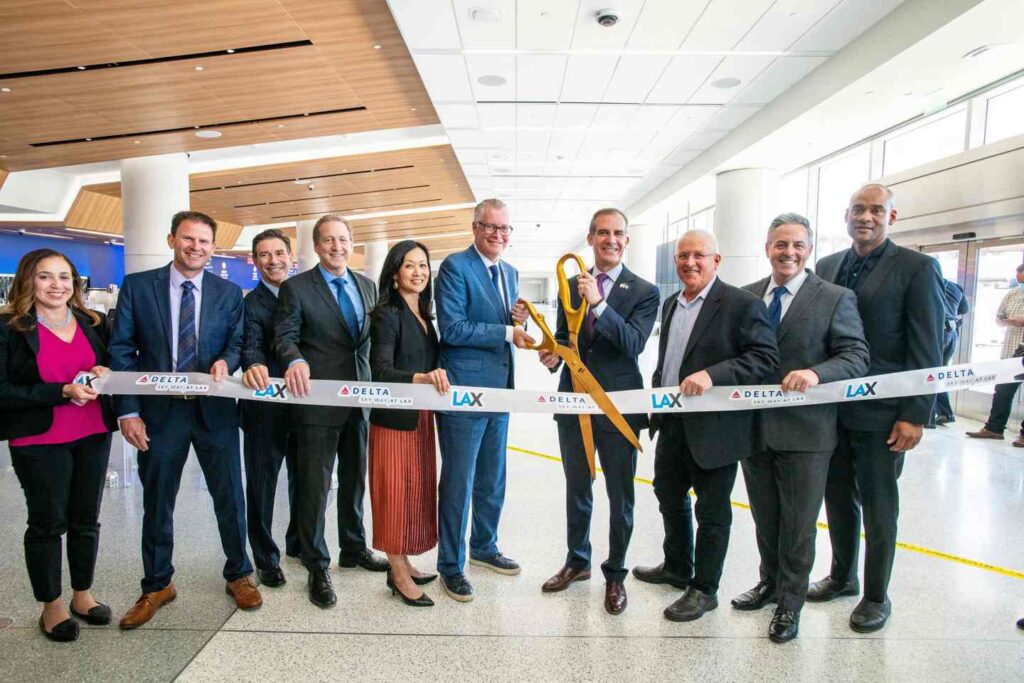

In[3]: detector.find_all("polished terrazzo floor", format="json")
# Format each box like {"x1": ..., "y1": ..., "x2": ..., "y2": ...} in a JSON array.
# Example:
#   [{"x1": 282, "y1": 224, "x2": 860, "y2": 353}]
[{"x1": 1, "y1": 318, "x2": 1023, "y2": 682}]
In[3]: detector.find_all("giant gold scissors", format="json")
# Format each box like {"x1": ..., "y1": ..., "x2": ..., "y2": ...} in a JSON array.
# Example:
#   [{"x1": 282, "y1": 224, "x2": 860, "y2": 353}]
[{"x1": 517, "y1": 254, "x2": 642, "y2": 479}]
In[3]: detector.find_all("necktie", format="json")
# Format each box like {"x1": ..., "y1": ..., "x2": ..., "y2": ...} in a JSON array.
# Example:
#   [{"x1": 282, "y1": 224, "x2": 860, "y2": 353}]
[
  {"x1": 584, "y1": 273, "x2": 611, "y2": 338},
  {"x1": 176, "y1": 281, "x2": 197, "y2": 372},
  {"x1": 767, "y1": 285, "x2": 788, "y2": 330},
  {"x1": 332, "y1": 277, "x2": 362, "y2": 338},
  {"x1": 489, "y1": 264, "x2": 507, "y2": 315}
]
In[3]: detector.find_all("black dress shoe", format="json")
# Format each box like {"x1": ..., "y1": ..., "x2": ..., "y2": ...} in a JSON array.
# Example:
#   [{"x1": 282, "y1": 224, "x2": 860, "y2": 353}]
[
  {"x1": 308, "y1": 569, "x2": 337, "y2": 608},
  {"x1": 664, "y1": 586, "x2": 718, "y2": 622},
  {"x1": 39, "y1": 615, "x2": 79, "y2": 642},
  {"x1": 850, "y1": 596, "x2": 891, "y2": 633},
  {"x1": 542, "y1": 565, "x2": 591, "y2": 592},
  {"x1": 1017, "y1": 617, "x2": 1024, "y2": 630},
  {"x1": 605, "y1": 581, "x2": 627, "y2": 615},
  {"x1": 258, "y1": 567, "x2": 286, "y2": 587},
  {"x1": 806, "y1": 575, "x2": 860, "y2": 602},
  {"x1": 731, "y1": 581, "x2": 776, "y2": 611},
  {"x1": 411, "y1": 573, "x2": 438, "y2": 586},
  {"x1": 440, "y1": 573, "x2": 474, "y2": 603},
  {"x1": 338, "y1": 548, "x2": 390, "y2": 572},
  {"x1": 632, "y1": 563, "x2": 690, "y2": 590},
  {"x1": 69, "y1": 602, "x2": 112, "y2": 625},
  {"x1": 387, "y1": 570, "x2": 434, "y2": 607},
  {"x1": 768, "y1": 607, "x2": 800, "y2": 643}
]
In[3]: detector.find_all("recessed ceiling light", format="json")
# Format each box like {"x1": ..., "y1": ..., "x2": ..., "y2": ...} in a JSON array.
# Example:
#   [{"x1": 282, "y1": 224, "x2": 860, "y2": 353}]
[
  {"x1": 77, "y1": 65, "x2": 86, "y2": 70},
  {"x1": 410, "y1": 107, "x2": 417, "y2": 111},
  {"x1": 293, "y1": 179, "x2": 312, "y2": 185},
  {"x1": 373, "y1": 44, "x2": 382, "y2": 50},
  {"x1": 710, "y1": 77, "x2": 741, "y2": 89},
  {"x1": 1, "y1": 87, "x2": 11, "y2": 93},
  {"x1": 469, "y1": 7, "x2": 501, "y2": 23},
  {"x1": 195, "y1": 130, "x2": 221, "y2": 138},
  {"x1": 226, "y1": 48, "x2": 235, "y2": 54},
  {"x1": 133, "y1": 140, "x2": 141, "y2": 144},
  {"x1": 478, "y1": 74, "x2": 507, "y2": 87},
  {"x1": 276, "y1": 124, "x2": 285, "y2": 128},
  {"x1": 85, "y1": 138, "x2": 92, "y2": 141},
  {"x1": 194, "y1": 65, "x2": 204, "y2": 71}
]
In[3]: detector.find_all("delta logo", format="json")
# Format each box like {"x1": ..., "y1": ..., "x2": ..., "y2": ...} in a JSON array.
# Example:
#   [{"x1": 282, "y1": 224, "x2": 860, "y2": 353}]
[
  {"x1": 253, "y1": 383, "x2": 288, "y2": 400},
  {"x1": 337, "y1": 385, "x2": 392, "y2": 397},
  {"x1": 728, "y1": 388, "x2": 806, "y2": 407},
  {"x1": 338, "y1": 384, "x2": 413, "y2": 407},
  {"x1": 651, "y1": 392, "x2": 684, "y2": 410},
  {"x1": 451, "y1": 390, "x2": 484, "y2": 408},
  {"x1": 926, "y1": 368, "x2": 995, "y2": 387},
  {"x1": 536, "y1": 394, "x2": 595, "y2": 411},
  {"x1": 135, "y1": 374, "x2": 209, "y2": 393},
  {"x1": 136, "y1": 374, "x2": 188, "y2": 385},
  {"x1": 927, "y1": 369, "x2": 974, "y2": 382}
]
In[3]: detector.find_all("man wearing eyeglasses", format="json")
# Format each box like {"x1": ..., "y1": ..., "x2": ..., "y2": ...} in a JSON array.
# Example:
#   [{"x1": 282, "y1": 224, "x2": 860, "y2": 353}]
[
  {"x1": 634, "y1": 229, "x2": 778, "y2": 623},
  {"x1": 434, "y1": 198, "x2": 532, "y2": 602}
]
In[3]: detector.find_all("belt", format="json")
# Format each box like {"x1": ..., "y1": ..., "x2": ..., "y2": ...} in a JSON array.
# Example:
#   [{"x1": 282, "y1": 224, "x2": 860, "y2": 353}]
[{"x1": 168, "y1": 395, "x2": 198, "y2": 401}]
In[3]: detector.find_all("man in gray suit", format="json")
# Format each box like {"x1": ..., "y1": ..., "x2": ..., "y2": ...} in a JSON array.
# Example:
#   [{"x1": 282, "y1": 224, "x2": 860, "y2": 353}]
[{"x1": 736, "y1": 214, "x2": 870, "y2": 643}]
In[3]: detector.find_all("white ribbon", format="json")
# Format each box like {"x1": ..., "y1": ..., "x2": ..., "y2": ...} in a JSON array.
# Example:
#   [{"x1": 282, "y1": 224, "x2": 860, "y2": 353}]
[{"x1": 73, "y1": 357, "x2": 1023, "y2": 415}]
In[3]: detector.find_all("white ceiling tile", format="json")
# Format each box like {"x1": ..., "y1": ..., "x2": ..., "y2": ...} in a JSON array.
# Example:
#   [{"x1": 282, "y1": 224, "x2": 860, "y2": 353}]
[
  {"x1": 481, "y1": 130, "x2": 516, "y2": 148},
  {"x1": 515, "y1": 55, "x2": 568, "y2": 100},
  {"x1": 446, "y1": 128, "x2": 488, "y2": 146},
  {"x1": 453, "y1": 0, "x2": 517, "y2": 49},
  {"x1": 736, "y1": 1, "x2": 838, "y2": 52},
  {"x1": 516, "y1": 0, "x2": 578, "y2": 50},
  {"x1": 670, "y1": 105, "x2": 722, "y2": 129},
  {"x1": 434, "y1": 103, "x2": 480, "y2": 128},
  {"x1": 455, "y1": 148, "x2": 487, "y2": 163},
  {"x1": 688, "y1": 55, "x2": 775, "y2": 104},
  {"x1": 477, "y1": 103, "x2": 516, "y2": 128},
  {"x1": 516, "y1": 103, "x2": 559, "y2": 128},
  {"x1": 554, "y1": 103, "x2": 599, "y2": 129},
  {"x1": 410, "y1": 54, "x2": 474, "y2": 102},
  {"x1": 625, "y1": 0, "x2": 707, "y2": 50},
  {"x1": 790, "y1": 0, "x2": 903, "y2": 52},
  {"x1": 515, "y1": 130, "x2": 552, "y2": 151},
  {"x1": 466, "y1": 174, "x2": 494, "y2": 188},
  {"x1": 703, "y1": 104, "x2": 762, "y2": 131},
  {"x1": 603, "y1": 55, "x2": 672, "y2": 103},
  {"x1": 466, "y1": 53, "x2": 517, "y2": 100},
  {"x1": 646, "y1": 55, "x2": 722, "y2": 104},
  {"x1": 571, "y1": 0, "x2": 645, "y2": 49},
  {"x1": 560, "y1": 54, "x2": 619, "y2": 102},
  {"x1": 629, "y1": 105, "x2": 680, "y2": 132},
  {"x1": 548, "y1": 130, "x2": 589, "y2": 155},
  {"x1": 460, "y1": 163, "x2": 492, "y2": 177},
  {"x1": 679, "y1": 0, "x2": 775, "y2": 51},
  {"x1": 592, "y1": 104, "x2": 640, "y2": 128},
  {"x1": 487, "y1": 149, "x2": 515, "y2": 162},
  {"x1": 663, "y1": 148, "x2": 702, "y2": 165},
  {"x1": 388, "y1": 0, "x2": 462, "y2": 50},
  {"x1": 732, "y1": 56, "x2": 828, "y2": 104}
]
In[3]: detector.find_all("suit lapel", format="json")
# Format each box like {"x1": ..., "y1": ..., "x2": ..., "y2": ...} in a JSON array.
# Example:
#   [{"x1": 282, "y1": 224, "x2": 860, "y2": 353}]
[
  {"x1": 153, "y1": 265, "x2": 172, "y2": 359},
  {"x1": 467, "y1": 247, "x2": 506, "y2": 320},
  {"x1": 354, "y1": 271, "x2": 375, "y2": 343},
  {"x1": 25, "y1": 309, "x2": 40, "y2": 355},
  {"x1": 682, "y1": 279, "x2": 723, "y2": 364},
  {"x1": 854, "y1": 241, "x2": 899, "y2": 308},
  {"x1": 584, "y1": 266, "x2": 635, "y2": 349},
  {"x1": 777, "y1": 271, "x2": 819, "y2": 342},
  {"x1": 657, "y1": 295, "x2": 676, "y2": 378},
  {"x1": 820, "y1": 252, "x2": 843, "y2": 284},
  {"x1": 310, "y1": 267, "x2": 354, "y2": 342}
]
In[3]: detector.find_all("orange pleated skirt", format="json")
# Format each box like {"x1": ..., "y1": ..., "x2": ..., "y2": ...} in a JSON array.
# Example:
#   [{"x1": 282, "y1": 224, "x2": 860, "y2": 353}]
[{"x1": 369, "y1": 411, "x2": 438, "y2": 555}]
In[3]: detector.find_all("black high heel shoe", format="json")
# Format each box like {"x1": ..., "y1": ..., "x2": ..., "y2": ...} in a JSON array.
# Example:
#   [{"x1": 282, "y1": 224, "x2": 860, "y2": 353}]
[
  {"x1": 411, "y1": 573, "x2": 438, "y2": 586},
  {"x1": 39, "y1": 615, "x2": 79, "y2": 642},
  {"x1": 387, "y1": 569, "x2": 434, "y2": 607}
]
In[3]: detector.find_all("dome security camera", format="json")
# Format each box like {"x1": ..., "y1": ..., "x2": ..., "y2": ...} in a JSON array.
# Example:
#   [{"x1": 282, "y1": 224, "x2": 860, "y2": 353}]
[{"x1": 595, "y1": 10, "x2": 619, "y2": 27}]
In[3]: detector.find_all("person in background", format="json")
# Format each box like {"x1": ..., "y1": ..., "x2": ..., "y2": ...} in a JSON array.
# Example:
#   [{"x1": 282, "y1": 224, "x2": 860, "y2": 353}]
[
  {"x1": 966, "y1": 264, "x2": 1024, "y2": 445},
  {"x1": 0, "y1": 249, "x2": 118, "y2": 642},
  {"x1": 933, "y1": 278, "x2": 968, "y2": 426},
  {"x1": 368, "y1": 240, "x2": 449, "y2": 607}
]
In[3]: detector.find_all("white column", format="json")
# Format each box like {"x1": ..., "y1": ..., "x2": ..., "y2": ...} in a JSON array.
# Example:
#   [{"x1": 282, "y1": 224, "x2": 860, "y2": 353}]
[
  {"x1": 545, "y1": 275, "x2": 559, "y2": 307},
  {"x1": 120, "y1": 153, "x2": 189, "y2": 274},
  {"x1": 625, "y1": 222, "x2": 658, "y2": 284},
  {"x1": 363, "y1": 239, "x2": 388, "y2": 285},
  {"x1": 714, "y1": 168, "x2": 780, "y2": 286},
  {"x1": 295, "y1": 219, "x2": 318, "y2": 272}
]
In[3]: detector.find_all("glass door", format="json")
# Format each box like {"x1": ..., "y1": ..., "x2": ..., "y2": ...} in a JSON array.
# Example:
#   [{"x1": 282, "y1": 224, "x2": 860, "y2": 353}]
[{"x1": 922, "y1": 243, "x2": 970, "y2": 415}]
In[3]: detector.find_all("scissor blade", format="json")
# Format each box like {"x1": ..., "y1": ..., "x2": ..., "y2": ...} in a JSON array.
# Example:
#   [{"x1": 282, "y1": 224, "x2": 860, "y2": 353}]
[
  {"x1": 570, "y1": 375, "x2": 597, "y2": 479},
  {"x1": 560, "y1": 354, "x2": 643, "y2": 452}
]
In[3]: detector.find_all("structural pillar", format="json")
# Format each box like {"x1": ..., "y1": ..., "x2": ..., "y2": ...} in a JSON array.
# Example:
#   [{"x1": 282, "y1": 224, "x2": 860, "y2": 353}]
[
  {"x1": 120, "y1": 153, "x2": 189, "y2": 274},
  {"x1": 295, "y1": 219, "x2": 318, "y2": 272},
  {"x1": 364, "y1": 239, "x2": 388, "y2": 284},
  {"x1": 625, "y1": 222, "x2": 658, "y2": 285},
  {"x1": 714, "y1": 168, "x2": 780, "y2": 286}
]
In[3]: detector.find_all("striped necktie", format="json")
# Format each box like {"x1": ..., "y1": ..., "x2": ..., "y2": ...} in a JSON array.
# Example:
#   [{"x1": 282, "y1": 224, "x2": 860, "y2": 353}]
[{"x1": 176, "y1": 281, "x2": 197, "y2": 372}]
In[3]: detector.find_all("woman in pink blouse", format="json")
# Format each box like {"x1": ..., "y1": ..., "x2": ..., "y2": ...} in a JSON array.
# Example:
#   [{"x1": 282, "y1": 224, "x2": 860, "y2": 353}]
[{"x1": 0, "y1": 249, "x2": 118, "y2": 642}]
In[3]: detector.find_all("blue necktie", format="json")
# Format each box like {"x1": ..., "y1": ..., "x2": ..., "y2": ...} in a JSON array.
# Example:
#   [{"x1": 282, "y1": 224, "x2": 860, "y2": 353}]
[
  {"x1": 176, "y1": 281, "x2": 197, "y2": 372},
  {"x1": 332, "y1": 277, "x2": 361, "y2": 338},
  {"x1": 489, "y1": 264, "x2": 507, "y2": 315},
  {"x1": 767, "y1": 285, "x2": 788, "y2": 330}
]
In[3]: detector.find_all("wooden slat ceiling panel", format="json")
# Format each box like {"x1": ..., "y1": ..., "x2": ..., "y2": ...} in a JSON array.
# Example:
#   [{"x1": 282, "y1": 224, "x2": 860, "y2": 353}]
[{"x1": 0, "y1": 0, "x2": 438, "y2": 171}]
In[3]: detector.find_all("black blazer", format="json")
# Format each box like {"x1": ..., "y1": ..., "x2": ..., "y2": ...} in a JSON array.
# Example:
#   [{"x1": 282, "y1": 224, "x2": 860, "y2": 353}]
[
  {"x1": 650, "y1": 277, "x2": 779, "y2": 469},
  {"x1": 0, "y1": 310, "x2": 117, "y2": 441},
  {"x1": 551, "y1": 266, "x2": 660, "y2": 434},
  {"x1": 369, "y1": 302, "x2": 440, "y2": 430},
  {"x1": 816, "y1": 240, "x2": 945, "y2": 430},
  {"x1": 240, "y1": 281, "x2": 289, "y2": 433},
  {"x1": 275, "y1": 265, "x2": 377, "y2": 426}
]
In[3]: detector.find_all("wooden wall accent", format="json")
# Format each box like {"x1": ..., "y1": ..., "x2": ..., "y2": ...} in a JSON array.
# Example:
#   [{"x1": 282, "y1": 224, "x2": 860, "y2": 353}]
[{"x1": 64, "y1": 189, "x2": 122, "y2": 233}]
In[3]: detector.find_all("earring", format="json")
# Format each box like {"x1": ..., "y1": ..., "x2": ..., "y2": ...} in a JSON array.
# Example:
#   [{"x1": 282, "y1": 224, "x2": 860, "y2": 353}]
[{"x1": 392, "y1": 281, "x2": 398, "y2": 289}]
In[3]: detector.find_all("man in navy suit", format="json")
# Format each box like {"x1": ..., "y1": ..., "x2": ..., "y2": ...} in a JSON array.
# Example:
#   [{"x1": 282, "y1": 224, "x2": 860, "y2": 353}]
[
  {"x1": 111, "y1": 211, "x2": 262, "y2": 629},
  {"x1": 537, "y1": 208, "x2": 660, "y2": 615},
  {"x1": 434, "y1": 198, "x2": 532, "y2": 602}
]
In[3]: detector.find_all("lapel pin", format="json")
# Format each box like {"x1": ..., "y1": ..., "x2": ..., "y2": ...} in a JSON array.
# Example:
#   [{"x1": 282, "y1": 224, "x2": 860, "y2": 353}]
[{"x1": 619, "y1": 282, "x2": 629, "y2": 290}]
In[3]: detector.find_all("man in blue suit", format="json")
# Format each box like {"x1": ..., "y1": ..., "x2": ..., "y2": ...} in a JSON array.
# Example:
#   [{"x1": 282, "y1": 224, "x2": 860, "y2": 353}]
[
  {"x1": 111, "y1": 211, "x2": 261, "y2": 629},
  {"x1": 434, "y1": 198, "x2": 532, "y2": 602}
]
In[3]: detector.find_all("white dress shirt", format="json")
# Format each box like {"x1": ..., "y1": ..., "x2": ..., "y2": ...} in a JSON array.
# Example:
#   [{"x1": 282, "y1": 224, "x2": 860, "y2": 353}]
[
  {"x1": 169, "y1": 265, "x2": 204, "y2": 370},
  {"x1": 590, "y1": 262, "x2": 624, "y2": 318},
  {"x1": 763, "y1": 268, "x2": 809, "y2": 322},
  {"x1": 473, "y1": 245, "x2": 514, "y2": 343}
]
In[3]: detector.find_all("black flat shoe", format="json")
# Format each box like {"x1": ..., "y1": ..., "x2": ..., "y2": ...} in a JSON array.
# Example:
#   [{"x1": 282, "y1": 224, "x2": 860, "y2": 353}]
[
  {"x1": 39, "y1": 615, "x2": 79, "y2": 642},
  {"x1": 70, "y1": 602, "x2": 112, "y2": 626},
  {"x1": 411, "y1": 573, "x2": 438, "y2": 586},
  {"x1": 387, "y1": 570, "x2": 434, "y2": 607}
]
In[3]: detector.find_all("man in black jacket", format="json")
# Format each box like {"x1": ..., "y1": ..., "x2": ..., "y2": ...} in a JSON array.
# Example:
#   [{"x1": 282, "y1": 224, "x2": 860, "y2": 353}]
[
  {"x1": 240, "y1": 229, "x2": 299, "y2": 588},
  {"x1": 275, "y1": 215, "x2": 388, "y2": 608},
  {"x1": 633, "y1": 229, "x2": 779, "y2": 623},
  {"x1": 811, "y1": 184, "x2": 944, "y2": 633}
]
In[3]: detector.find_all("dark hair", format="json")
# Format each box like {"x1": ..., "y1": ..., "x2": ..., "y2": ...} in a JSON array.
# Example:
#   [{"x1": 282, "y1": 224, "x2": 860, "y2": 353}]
[
  {"x1": 171, "y1": 210, "x2": 217, "y2": 238},
  {"x1": 251, "y1": 228, "x2": 292, "y2": 260},
  {"x1": 375, "y1": 240, "x2": 433, "y2": 321},
  {"x1": 0, "y1": 248, "x2": 101, "y2": 332},
  {"x1": 589, "y1": 207, "x2": 628, "y2": 235},
  {"x1": 312, "y1": 214, "x2": 351, "y2": 243}
]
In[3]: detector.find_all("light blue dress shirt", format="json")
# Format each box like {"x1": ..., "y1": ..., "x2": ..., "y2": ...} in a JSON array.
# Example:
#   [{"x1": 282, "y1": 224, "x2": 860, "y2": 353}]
[{"x1": 659, "y1": 276, "x2": 717, "y2": 388}]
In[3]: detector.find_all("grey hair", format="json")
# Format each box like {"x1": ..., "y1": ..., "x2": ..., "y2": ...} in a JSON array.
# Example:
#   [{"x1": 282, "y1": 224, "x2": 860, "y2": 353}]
[
  {"x1": 678, "y1": 229, "x2": 718, "y2": 254},
  {"x1": 473, "y1": 198, "x2": 507, "y2": 223},
  {"x1": 312, "y1": 214, "x2": 351, "y2": 243},
  {"x1": 589, "y1": 207, "x2": 629, "y2": 235},
  {"x1": 766, "y1": 213, "x2": 814, "y2": 243},
  {"x1": 1016, "y1": 263, "x2": 1024, "y2": 274}
]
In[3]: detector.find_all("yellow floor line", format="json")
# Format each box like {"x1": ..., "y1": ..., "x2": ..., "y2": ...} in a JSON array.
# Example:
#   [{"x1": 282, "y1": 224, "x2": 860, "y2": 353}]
[{"x1": 507, "y1": 445, "x2": 1024, "y2": 581}]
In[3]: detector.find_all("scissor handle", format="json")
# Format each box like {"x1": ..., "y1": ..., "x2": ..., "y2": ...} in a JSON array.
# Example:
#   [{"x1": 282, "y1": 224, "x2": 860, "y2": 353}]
[
  {"x1": 515, "y1": 298, "x2": 557, "y2": 352},
  {"x1": 557, "y1": 253, "x2": 589, "y2": 332}
]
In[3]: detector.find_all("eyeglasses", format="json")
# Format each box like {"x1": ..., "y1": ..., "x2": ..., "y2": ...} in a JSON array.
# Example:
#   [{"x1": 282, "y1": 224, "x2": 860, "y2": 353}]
[
  {"x1": 475, "y1": 221, "x2": 514, "y2": 236},
  {"x1": 676, "y1": 252, "x2": 715, "y2": 262}
]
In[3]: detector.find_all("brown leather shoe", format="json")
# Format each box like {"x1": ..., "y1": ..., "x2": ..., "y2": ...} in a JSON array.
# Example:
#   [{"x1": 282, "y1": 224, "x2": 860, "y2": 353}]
[
  {"x1": 605, "y1": 581, "x2": 627, "y2": 615},
  {"x1": 119, "y1": 583, "x2": 177, "y2": 630},
  {"x1": 1013, "y1": 435, "x2": 1024, "y2": 448},
  {"x1": 966, "y1": 428, "x2": 1004, "y2": 440},
  {"x1": 226, "y1": 576, "x2": 263, "y2": 610},
  {"x1": 541, "y1": 565, "x2": 591, "y2": 593}
]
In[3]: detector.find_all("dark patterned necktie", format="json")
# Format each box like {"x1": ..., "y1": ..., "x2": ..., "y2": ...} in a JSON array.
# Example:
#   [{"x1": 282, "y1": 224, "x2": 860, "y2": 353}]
[
  {"x1": 768, "y1": 285, "x2": 788, "y2": 330},
  {"x1": 584, "y1": 273, "x2": 611, "y2": 338},
  {"x1": 176, "y1": 281, "x2": 197, "y2": 372}
]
